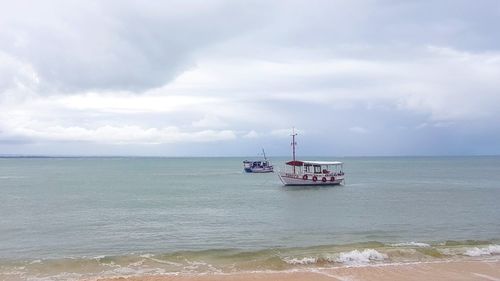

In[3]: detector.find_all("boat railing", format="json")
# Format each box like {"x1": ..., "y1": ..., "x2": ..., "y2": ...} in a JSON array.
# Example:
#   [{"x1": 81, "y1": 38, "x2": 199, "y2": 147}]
[{"x1": 278, "y1": 168, "x2": 344, "y2": 176}]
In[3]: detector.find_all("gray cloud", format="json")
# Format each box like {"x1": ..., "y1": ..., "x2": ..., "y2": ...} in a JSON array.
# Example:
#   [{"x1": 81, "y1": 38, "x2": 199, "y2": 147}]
[
  {"x1": 1, "y1": 0, "x2": 500, "y2": 155},
  {"x1": 1, "y1": 0, "x2": 499, "y2": 94},
  {"x1": 266, "y1": 0, "x2": 500, "y2": 51},
  {"x1": 0, "y1": 0, "x2": 269, "y2": 92}
]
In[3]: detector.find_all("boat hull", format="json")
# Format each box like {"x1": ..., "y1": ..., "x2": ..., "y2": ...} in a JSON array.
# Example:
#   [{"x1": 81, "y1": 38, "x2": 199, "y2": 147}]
[
  {"x1": 278, "y1": 172, "x2": 344, "y2": 186},
  {"x1": 244, "y1": 167, "x2": 274, "y2": 173}
]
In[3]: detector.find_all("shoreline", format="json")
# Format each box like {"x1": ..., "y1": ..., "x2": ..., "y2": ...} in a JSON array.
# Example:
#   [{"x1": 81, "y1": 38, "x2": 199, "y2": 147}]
[
  {"x1": 2, "y1": 244, "x2": 500, "y2": 280},
  {"x1": 95, "y1": 260, "x2": 500, "y2": 281}
]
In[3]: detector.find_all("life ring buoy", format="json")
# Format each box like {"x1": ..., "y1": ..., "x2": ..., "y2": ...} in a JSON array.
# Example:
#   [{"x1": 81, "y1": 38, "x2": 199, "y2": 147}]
[
  {"x1": 330, "y1": 176, "x2": 335, "y2": 182},
  {"x1": 312, "y1": 176, "x2": 318, "y2": 182},
  {"x1": 302, "y1": 175, "x2": 308, "y2": 180},
  {"x1": 322, "y1": 177, "x2": 327, "y2": 182}
]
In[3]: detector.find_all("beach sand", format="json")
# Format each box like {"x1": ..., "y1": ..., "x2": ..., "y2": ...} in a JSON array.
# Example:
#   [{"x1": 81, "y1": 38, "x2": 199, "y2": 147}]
[{"x1": 97, "y1": 260, "x2": 500, "y2": 281}]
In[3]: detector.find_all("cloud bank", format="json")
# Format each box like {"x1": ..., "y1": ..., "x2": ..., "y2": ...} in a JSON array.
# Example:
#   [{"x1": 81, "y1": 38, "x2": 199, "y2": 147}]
[{"x1": 1, "y1": 0, "x2": 499, "y2": 155}]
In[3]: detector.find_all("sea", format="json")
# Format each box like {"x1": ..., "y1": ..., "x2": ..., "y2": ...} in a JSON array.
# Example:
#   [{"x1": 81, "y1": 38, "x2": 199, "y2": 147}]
[{"x1": 1, "y1": 156, "x2": 500, "y2": 280}]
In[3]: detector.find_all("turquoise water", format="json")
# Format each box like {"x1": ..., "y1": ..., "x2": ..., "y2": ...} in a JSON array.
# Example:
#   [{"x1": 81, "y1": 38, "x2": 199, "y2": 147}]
[{"x1": 1, "y1": 156, "x2": 500, "y2": 279}]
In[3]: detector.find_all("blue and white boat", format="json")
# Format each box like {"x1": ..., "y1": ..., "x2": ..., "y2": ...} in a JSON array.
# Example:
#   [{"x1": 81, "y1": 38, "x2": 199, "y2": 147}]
[{"x1": 243, "y1": 149, "x2": 274, "y2": 173}]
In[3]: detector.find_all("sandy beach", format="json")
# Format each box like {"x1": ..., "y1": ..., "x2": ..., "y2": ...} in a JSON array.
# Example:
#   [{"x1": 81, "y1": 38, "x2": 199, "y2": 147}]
[{"x1": 96, "y1": 260, "x2": 500, "y2": 281}]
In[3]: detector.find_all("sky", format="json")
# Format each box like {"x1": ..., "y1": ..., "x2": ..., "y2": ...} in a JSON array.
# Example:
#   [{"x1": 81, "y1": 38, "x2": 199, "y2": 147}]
[{"x1": 1, "y1": 0, "x2": 500, "y2": 156}]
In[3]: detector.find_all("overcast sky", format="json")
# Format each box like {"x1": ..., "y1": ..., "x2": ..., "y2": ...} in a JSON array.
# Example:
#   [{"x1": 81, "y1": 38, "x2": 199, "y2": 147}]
[{"x1": 1, "y1": 0, "x2": 500, "y2": 156}]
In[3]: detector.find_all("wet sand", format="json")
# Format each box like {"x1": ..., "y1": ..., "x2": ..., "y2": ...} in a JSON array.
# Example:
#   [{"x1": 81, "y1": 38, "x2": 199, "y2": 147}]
[{"x1": 97, "y1": 260, "x2": 500, "y2": 281}]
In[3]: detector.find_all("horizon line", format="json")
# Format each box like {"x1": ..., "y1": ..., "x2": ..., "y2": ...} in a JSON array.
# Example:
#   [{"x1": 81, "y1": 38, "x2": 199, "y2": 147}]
[{"x1": 1, "y1": 154, "x2": 499, "y2": 158}]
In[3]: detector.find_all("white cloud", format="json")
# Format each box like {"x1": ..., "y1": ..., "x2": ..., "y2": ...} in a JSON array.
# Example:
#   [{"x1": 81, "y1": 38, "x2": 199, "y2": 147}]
[
  {"x1": 243, "y1": 130, "x2": 259, "y2": 138},
  {"x1": 58, "y1": 92, "x2": 221, "y2": 114},
  {"x1": 6, "y1": 125, "x2": 236, "y2": 145},
  {"x1": 2, "y1": 45, "x2": 500, "y2": 150},
  {"x1": 270, "y1": 128, "x2": 302, "y2": 137},
  {"x1": 170, "y1": 45, "x2": 500, "y2": 122},
  {"x1": 0, "y1": 51, "x2": 39, "y2": 94},
  {"x1": 192, "y1": 115, "x2": 227, "y2": 128}
]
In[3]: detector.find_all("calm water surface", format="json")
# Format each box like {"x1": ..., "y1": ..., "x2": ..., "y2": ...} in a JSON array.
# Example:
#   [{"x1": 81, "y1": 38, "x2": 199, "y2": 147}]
[{"x1": 1, "y1": 156, "x2": 500, "y2": 261}]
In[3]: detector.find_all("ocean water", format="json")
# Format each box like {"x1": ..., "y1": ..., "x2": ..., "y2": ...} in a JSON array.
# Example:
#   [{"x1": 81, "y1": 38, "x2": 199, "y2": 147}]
[{"x1": 1, "y1": 156, "x2": 500, "y2": 280}]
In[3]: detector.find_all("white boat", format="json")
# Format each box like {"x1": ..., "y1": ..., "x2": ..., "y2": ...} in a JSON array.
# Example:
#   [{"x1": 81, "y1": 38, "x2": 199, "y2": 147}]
[
  {"x1": 278, "y1": 131, "x2": 345, "y2": 186},
  {"x1": 243, "y1": 149, "x2": 274, "y2": 173}
]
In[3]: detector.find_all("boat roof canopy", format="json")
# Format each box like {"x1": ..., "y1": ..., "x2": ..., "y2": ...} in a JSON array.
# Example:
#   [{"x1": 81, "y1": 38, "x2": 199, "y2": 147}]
[{"x1": 286, "y1": 160, "x2": 343, "y2": 166}]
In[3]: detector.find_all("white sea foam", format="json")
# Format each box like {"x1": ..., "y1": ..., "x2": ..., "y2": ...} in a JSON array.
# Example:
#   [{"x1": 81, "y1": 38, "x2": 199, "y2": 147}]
[
  {"x1": 128, "y1": 259, "x2": 146, "y2": 267},
  {"x1": 26, "y1": 272, "x2": 83, "y2": 281},
  {"x1": 98, "y1": 265, "x2": 169, "y2": 279},
  {"x1": 463, "y1": 245, "x2": 500, "y2": 257},
  {"x1": 390, "y1": 242, "x2": 430, "y2": 248},
  {"x1": 437, "y1": 248, "x2": 455, "y2": 256},
  {"x1": 147, "y1": 257, "x2": 183, "y2": 266},
  {"x1": 183, "y1": 261, "x2": 221, "y2": 274},
  {"x1": 282, "y1": 256, "x2": 318, "y2": 265},
  {"x1": 334, "y1": 249, "x2": 388, "y2": 265}
]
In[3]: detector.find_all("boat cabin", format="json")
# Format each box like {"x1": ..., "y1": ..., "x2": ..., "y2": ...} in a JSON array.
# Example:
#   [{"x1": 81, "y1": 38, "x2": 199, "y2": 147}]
[
  {"x1": 285, "y1": 160, "x2": 344, "y2": 177},
  {"x1": 243, "y1": 159, "x2": 274, "y2": 173},
  {"x1": 244, "y1": 160, "x2": 270, "y2": 169}
]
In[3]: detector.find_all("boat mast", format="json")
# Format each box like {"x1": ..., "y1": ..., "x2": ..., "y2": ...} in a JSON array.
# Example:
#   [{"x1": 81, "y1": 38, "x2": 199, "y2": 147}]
[
  {"x1": 291, "y1": 128, "x2": 297, "y2": 174},
  {"x1": 262, "y1": 148, "x2": 267, "y2": 161}
]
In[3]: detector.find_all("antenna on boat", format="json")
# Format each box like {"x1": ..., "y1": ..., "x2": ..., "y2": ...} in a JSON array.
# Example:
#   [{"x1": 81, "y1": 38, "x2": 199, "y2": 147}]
[{"x1": 291, "y1": 127, "x2": 298, "y2": 174}]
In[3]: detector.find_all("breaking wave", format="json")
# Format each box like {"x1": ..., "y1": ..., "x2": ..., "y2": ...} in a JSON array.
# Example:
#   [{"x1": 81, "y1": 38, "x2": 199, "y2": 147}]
[
  {"x1": 2, "y1": 240, "x2": 500, "y2": 280},
  {"x1": 463, "y1": 245, "x2": 500, "y2": 257},
  {"x1": 282, "y1": 257, "x2": 318, "y2": 265},
  {"x1": 335, "y1": 249, "x2": 387, "y2": 265},
  {"x1": 390, "y1": 242, "x2": 430, "y2": 248}
]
